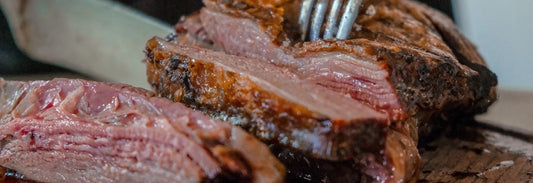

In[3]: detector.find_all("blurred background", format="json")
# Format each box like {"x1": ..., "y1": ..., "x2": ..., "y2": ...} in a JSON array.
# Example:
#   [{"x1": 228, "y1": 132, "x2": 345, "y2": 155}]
[
  {"x1": 0, "y1": 0, "x2": 531, "y2": 131},
  {"x1": 453, "y1": 0, "x2": 533, "y2": 91}
]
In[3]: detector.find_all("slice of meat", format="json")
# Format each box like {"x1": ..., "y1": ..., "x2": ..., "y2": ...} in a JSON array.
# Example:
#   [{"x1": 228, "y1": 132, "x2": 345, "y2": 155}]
[
  {"x1": 199, "y1": 0, "x2": 497, "y2": 127},
  {"x1": 146, "y1": 0, "x2": 497, "y2": 182},
  {"x1": 146, "y1": 37, "x2": 420, "y2": 182},
  {"x1": 0, "y1": 78, "x2": 284, "y2": 183},
  {"x1": 146, "y1": 37, "x2": 392, "y2": 159}
]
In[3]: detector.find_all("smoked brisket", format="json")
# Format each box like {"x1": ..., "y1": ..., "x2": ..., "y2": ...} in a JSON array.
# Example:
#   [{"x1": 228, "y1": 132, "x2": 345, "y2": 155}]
[
  {"x1": 0, "y1": 78, "x2": 285, "y2": 183},
  {"x1": 145, "y1": 0, "x2": 497, "y2": 182}
]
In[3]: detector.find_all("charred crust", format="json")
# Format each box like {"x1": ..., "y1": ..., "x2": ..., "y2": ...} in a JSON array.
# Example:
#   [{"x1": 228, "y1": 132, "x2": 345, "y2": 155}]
[
  {"x1": 421, "y1": 12, "x2": 497, "y2": 115},
  {"x1": 146, "y1": 42, "x2": 387, "y2": 162}
]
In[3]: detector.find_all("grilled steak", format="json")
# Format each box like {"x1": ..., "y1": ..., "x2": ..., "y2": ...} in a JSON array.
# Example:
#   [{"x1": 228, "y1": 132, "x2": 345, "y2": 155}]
[
  {"x1": 145, "y1": 0, "x2": 497, "y2": 182},
  {"x1": 0, "y1": 78, "x2": 285, "y2": 183}
]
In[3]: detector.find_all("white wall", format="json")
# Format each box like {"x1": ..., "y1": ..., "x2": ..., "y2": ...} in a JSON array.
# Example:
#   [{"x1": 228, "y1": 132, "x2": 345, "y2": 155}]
[{"x1": 452, "y1": 0, "x2": 533, "y2": 90}]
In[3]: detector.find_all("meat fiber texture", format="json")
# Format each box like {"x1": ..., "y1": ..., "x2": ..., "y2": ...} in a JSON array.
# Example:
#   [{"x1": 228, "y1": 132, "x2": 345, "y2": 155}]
[
  {"x1": 145, "y1": 0, "x2": 497, "y2": 182},
  {"x1": 0, "y1": 78, "x2": 285, "y2": 183}
]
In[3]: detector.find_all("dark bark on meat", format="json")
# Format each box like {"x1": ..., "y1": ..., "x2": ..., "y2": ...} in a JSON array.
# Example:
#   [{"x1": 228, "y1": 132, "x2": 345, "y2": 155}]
[
  {"x1": 145, "y1": 0, "x2": 497, "y2": 182},
  {"x1": 146, "y1": 37, "x2": 420, "y2": 183},
  {"x1": 146, "y1": 38, "x2": 389, "y2": 161}
]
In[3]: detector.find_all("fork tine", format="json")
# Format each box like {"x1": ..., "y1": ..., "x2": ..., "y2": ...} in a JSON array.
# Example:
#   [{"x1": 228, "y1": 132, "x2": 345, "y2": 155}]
[
  {"x1": 299, "y1": 0, "x2": 316, "y2": 41},
  {"x1": 309, "y1": 0, "x2": 329, "y2": 41},
  {"x1": 336, "y1": 0, "x2": 362, "y2": 39},
  {"x1": 323, "y1": 0, "x2": 343, "y2": 39}
]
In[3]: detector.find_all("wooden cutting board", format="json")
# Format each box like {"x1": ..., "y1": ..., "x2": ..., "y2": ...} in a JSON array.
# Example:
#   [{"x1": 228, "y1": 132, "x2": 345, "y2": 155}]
[{"x1": 419, "y1": 122, "x2": 533, "y2": 183}]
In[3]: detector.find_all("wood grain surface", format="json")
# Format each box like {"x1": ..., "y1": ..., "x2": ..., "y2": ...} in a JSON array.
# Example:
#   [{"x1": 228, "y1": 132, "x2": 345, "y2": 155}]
[{"x1": 419, "y1": 122, "x2": 533, "y2": 183}]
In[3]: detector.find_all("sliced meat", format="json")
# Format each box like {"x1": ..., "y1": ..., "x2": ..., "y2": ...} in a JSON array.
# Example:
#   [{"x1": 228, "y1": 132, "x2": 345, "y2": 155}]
[
  {"x1": 198, "y1": 0, "x2": 497, "y2": 127},
  {"x1": 145, "y1": 0, "x2": 497, "y2": 182},
  {"x1": 146, "y1": 37, "x2": 420, "y2": 182},
  {"x1": 0, "y1": 78, "x2": 284, "y2": 183},
  {"x1": 146, "y1": 37, "x2": 391, "y2": 160}
]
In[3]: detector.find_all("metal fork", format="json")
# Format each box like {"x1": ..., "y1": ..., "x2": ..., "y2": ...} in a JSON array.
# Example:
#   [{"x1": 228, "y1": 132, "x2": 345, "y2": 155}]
[{"x1": 299, "y1": 0, "x2": 363, "y2": 41}]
